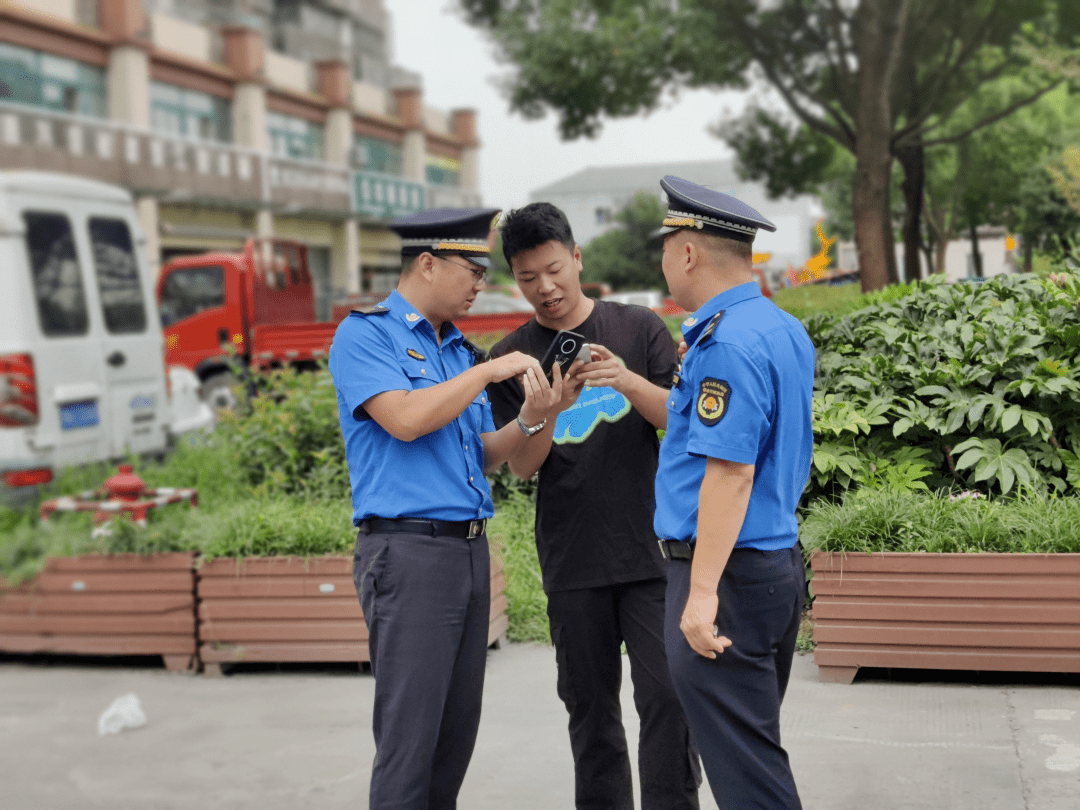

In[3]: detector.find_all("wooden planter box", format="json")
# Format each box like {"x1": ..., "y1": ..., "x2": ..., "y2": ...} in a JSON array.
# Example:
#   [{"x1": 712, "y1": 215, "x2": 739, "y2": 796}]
[
  {"x1": 0, "y1": 553, "x2": 198, "y2": 672},
  {"x1": 197, "y1": 553, "x2": 509, "y2": 675},
  {"x1": 810, "y1": 551, "x2": 1080, "y2": 684}
]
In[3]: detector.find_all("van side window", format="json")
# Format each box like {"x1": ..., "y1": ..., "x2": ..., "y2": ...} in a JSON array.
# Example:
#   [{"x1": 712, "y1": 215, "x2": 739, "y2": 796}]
[
  {"x1": 23, "y1": 211, "x2": 90, "y2": 337},
  {"x1": 89, "y1": 218, "x2": 148, "y2": 334},
  {"x1": 158, "y1": 266, "x2": 225, "y2": 326}
]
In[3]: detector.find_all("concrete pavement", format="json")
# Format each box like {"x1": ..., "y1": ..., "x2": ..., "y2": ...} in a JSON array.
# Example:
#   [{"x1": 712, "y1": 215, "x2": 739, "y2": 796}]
[{"x1": 1, "y1": 644, "x2": 1077, "y2": 809}]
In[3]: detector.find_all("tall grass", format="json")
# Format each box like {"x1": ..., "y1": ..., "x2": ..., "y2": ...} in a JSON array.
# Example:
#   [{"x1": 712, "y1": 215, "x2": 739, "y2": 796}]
[
  {"x1": 801, "y1": 488, "x2": 1080, "y2": 554},
  {"x1": 487, "y1": 489, "x2": 549, "y2": 643}
]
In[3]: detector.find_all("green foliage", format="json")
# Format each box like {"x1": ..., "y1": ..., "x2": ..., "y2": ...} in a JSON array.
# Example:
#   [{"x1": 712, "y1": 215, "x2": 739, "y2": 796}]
[
  {"x1": 218, "y1": 366, "x2": 350, "y2": 500},
  {"x1": 806, "y1": 270, "x2": 1080, "y2": 501},
  {"x1": 580, "y1": 192, "x2": 668, "y2": 291},
  {"x1": 801, "y1": 488, "x2": 1080, "y2": 554},
  {"x1": 487, "y1": 489, "x2": 548, "y2": 643}
]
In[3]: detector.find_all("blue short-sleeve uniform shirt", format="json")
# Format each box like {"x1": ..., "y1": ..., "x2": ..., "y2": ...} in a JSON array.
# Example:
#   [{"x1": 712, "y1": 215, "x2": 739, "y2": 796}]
[
  {"x1": 329, "y1": 290, "x2": 496, "y2": 524},
  {"x1": 654, "y1": 282, "x2": 815, "y2": 550}
]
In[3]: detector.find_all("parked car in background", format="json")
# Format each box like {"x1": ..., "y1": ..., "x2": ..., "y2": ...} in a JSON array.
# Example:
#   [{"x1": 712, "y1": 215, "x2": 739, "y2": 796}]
[{"x1": 0, "y1": 172, "x2": 212, "y2": 506}]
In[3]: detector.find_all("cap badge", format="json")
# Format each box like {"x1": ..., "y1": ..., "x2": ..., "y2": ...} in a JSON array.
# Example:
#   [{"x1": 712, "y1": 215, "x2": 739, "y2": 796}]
[
  {"x1": 696, "y1": 378, "x2": 730, "y2": 426},
  {"x1": 407, "y1": 348, "x2": 426, "y2": 361},
  {"x1": 406, "y1": 313, "x2": 421, "y2": 322}
]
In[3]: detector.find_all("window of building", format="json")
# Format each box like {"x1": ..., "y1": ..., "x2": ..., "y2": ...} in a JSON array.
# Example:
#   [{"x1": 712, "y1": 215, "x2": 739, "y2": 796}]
[
  {"x1": 595, "y1": 207, "x2": 613, "y2": 225},
  {"x1": 426, "y1": 154, "x2": 461, "y2": 187},
  {"x1": 89, "y1": 218, "x2": 147, "y2": 334},
  {"x1": 267, "y1": 110, "x2": 326, "y2": 160},
  {"x1": 0, "y1": 43, "x2": 106, "y2": 118},
  {"x1": 353, "y1": 134, "x2": 403, "y2": 175},
  {"x1": 158, "y1": 266, "x2": 225, "y2": 326},
  {"x1": 150, "y1": 82, "x2": 232, "y2": 142},
  {"x1": 23, "y1": 211, "x2": 90, "y2": 337}
]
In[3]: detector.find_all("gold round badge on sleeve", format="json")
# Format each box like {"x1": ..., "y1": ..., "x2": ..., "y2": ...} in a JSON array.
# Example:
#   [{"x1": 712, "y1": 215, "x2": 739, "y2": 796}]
[{"x1": 696, "y1": 378, "x2": 730, "y2": 426}]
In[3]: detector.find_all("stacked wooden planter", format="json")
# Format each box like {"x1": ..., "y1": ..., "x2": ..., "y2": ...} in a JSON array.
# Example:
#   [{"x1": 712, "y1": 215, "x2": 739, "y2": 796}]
[
  {"x1": 197, "y1": 553, "x2": 510, "y2": 675},
  {"x1": 0, "y1": 552, "x2": 198, "y2": 672},
  {"x1": 810, "y1": 551, "x2": 1080, "y2": 684}
]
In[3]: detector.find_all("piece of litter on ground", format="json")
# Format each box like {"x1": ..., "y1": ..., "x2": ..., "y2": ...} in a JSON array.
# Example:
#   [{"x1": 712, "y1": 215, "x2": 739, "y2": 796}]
[{"x1": 97, "y1": 693, "x2": 148, "y2": 736}]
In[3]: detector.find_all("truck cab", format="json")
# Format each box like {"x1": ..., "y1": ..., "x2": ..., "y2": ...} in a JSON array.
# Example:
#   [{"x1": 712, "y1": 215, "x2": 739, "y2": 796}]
[
  {"x1": 0, "y1": 172, "x2": 211, "y2": 506},
  {"x1": 158, "y1": 240, "x2": 315, "y2": 409}
]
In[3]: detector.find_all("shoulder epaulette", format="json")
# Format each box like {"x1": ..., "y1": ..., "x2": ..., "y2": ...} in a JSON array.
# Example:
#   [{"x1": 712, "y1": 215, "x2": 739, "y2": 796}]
[
  {"x1": 692, "y1": 310, "x2": 726, "y2": 348},
  {"x1": 351, "y1": 304, "x2": 390, "y2": 317}
]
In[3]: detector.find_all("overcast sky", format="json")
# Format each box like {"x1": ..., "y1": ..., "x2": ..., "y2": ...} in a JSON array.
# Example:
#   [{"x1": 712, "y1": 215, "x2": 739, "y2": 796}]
[{"x1": 387, "y1": 0, "x2": 750, "y2": 211}]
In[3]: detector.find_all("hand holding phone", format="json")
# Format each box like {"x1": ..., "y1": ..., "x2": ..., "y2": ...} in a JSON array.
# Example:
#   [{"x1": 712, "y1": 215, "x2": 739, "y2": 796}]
[{"x1": 539, "y1": 330, "x2": 589, "y2": 381}]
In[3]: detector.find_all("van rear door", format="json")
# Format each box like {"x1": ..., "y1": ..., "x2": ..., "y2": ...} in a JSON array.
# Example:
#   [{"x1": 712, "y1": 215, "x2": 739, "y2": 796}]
[
  {"x1": 83, "y1": 208, "x2": 168, "y2": 457},
  {"x1": 16, "y1": 207, "x2": 112, "y2": 468}
]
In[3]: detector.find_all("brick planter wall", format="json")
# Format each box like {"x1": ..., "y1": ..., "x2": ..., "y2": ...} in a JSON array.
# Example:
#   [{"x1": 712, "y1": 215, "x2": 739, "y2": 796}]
[
  {"x1": 810, "y1": 552, "x2": 1080, "y2": 684},
  {"x1": 197, "y1": 553, "x2": 509, "y2": 675},
  {"x1": 0, "y1": 553, "x2": 198, "y2": 672}
]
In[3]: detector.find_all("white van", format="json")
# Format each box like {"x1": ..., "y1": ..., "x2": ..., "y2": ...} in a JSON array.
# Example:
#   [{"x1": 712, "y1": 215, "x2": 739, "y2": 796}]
[{"x1": 0, "y1": 172, "x2": 212, "y2": 505}]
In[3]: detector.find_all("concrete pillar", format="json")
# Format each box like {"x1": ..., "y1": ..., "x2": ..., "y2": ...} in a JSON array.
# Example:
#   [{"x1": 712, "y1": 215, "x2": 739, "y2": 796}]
[
  {"x1": 256, "y1": 209, "x2": 273, "y2": 239},
  {"x1": 317, "y1": 61, "x2": 354, "y2": 166},
  {"x1": 394, "y1": 87, "x2": 426, "y2": 184},
  {"x1": 451, "y1": 109, "x2": 480, "y2": 195},
  {"x1": 223, "y1": 26, "x2": 268, "y2": 153},
  {"x1": 101, "y1": 0, "x2": 151, "y2": 127},
  {"x1": 333, "y1": 218, "x2": 361, "y2": 296},
  {"x1": 136, "y1": 196, "x2": 161, "y2": 283}
]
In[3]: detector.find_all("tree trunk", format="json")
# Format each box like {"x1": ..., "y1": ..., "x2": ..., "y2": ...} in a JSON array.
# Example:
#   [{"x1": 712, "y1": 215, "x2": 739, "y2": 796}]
[
  {"x1": 968, "y1": 222, "x2": 983, "y2": 278},
  {"x1": 853, "y1": 0, "x2": 901, "y2": 293},
  {"x1": 898, "y1": 142, "x2": 925, "y2": 283},
  {"x1": 1023, "y1": 240, "x2": 1033, "y2": 273}
]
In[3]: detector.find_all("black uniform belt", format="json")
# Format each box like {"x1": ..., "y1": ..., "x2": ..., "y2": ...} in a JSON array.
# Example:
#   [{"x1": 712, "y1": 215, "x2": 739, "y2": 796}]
[
  {"x1": 658, "y1": 539, "x2": 694, "y2": 561},
  {"x1": 358, "y1": 517, "x2": 486, "y2": 540}
]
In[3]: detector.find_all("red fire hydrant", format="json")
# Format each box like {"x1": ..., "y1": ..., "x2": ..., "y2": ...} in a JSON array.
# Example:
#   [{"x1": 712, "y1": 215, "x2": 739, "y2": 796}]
[{"x1": 40, "y1": 465, "x2": 198, "y2": 526}]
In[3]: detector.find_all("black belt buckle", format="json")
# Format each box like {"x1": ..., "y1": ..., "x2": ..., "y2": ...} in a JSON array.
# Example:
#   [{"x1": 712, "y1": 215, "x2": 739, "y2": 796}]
[{"x1": 467, "y1": 519, "x2": 486, "y2": 539}]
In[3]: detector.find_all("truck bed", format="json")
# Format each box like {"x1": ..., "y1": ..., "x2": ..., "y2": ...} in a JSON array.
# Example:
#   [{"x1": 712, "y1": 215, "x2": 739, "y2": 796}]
[{"x1": 250, "y1": 322, "x2": 338, "y2": 368}]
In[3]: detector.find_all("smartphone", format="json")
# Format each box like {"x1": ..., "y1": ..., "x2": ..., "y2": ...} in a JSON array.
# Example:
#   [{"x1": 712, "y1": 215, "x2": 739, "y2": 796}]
[{"x1": 539, "y1": 330, "x2": 589, "y2": 380}]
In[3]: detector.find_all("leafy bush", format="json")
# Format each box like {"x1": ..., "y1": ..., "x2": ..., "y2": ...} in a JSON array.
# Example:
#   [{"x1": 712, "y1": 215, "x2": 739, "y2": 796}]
[
  {"x1": 801, "y1": 488, "x2": 1080, "y2": 554},
  {"x1": 807, "y1": 270, "x2": 1080, "y2": 501},
  {"x1": 487, "y1": 489, "x2": 548, "y2": 643}
]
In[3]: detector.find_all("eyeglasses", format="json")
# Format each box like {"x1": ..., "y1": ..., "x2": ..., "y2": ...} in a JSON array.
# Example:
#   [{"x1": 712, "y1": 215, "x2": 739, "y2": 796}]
[{"x1": 439, "y1": 255, "x2": 488, "y2": 285}]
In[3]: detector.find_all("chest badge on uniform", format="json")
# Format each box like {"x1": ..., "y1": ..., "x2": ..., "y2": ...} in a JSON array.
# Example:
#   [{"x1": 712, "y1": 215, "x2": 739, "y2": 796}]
[
  {"x1": 407, "y1": 348, "x2": 426, "y2": 361},
  {"x1": 696, "y1": 377, "x2": 730, "y2": 426},
  {"x1": 406, "y1": 313, "x2": 421, "y2": 322},
  {"x1": 683, "y1": 317, "x2": 698, "y2": 327}
]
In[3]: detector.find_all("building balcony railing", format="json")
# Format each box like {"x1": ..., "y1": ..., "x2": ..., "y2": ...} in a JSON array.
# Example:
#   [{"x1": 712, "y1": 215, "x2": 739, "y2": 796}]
[{"x1": 0, "y1": 102, "x2": 480, "y2": 222}]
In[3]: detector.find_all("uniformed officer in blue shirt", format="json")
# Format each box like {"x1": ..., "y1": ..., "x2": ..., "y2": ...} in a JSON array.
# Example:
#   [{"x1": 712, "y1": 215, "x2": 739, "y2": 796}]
[
  {"x1": 652, "y1": 176, "x2": 815, "y2": 810},
  {"x1": 329, "y1": 207, "x2": 580, "y2": 810}
]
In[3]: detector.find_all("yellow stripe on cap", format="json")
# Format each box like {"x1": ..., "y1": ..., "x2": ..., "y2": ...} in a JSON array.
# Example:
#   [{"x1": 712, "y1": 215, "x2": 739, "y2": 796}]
[
  {"x1": 436, "y1": 241, "x2": 489, "y2": 252},
  {"x1": 662, "y1": 216, "x2": 704, "y2": 229}
]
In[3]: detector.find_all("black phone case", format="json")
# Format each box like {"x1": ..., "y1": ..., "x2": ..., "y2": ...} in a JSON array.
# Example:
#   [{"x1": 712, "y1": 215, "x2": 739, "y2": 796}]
[{"x1": 539, "y1": 330, "x2": 586, "y2": 378}]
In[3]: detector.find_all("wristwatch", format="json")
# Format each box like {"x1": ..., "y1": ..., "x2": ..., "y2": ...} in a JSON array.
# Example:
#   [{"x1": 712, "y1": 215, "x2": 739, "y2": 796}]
[{"x1": 517, "y1": 415, "x2": 548, "y2": 436}]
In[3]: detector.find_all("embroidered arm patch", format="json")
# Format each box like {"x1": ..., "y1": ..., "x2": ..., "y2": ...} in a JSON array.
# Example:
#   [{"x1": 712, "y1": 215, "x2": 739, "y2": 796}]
[{"x1": 696, "y1": 378, "x2": 730, "y2": 426}]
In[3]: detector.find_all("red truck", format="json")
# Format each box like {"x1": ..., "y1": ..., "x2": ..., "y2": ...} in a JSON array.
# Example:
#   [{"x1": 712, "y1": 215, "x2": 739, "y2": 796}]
[{"x1": 156, "y1": 239, "x2": 338, "y2": 409}]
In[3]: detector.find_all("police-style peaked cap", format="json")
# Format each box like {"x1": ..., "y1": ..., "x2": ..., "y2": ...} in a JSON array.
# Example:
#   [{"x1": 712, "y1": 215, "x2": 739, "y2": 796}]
[
  {"x1": 658, "y1": 175, "x2": 775, "y2": 243},
  {"x1": 390, "y1": 207, "x2": 501, "y2": 268}
]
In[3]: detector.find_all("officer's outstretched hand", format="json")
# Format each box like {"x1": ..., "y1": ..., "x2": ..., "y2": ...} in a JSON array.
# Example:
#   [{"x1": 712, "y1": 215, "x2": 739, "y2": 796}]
[
  {"x1": 518, "y1": 360, "x2": 585, "y2": 427},
  {"x1": 680, "y1": 591, "x2": 733, "y2": 659},
  {"x1": 487, "y1": 351, "x2": 543, "y2": 384}
]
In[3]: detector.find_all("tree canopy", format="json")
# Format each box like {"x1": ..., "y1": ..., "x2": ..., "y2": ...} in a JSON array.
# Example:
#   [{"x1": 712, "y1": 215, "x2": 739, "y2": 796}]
[
  {"x1": 580, "y1": 192, "x2": 668, "y2": 291},
  {"x1": 460, "y1": 0, "x2": 1080, "y2": 291}
]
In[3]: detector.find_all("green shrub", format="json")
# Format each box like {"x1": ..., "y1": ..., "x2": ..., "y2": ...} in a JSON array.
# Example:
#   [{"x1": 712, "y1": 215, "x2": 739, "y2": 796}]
[
  {"x1": 487, "y1": 489, "x2": 548, "y2": 643},
  {"x1": 806, "y1": 270, "x2": 1080, "y2": 502},
  {"x1": 801, "y1": 488, "x2": 1080, "y2": 554}
]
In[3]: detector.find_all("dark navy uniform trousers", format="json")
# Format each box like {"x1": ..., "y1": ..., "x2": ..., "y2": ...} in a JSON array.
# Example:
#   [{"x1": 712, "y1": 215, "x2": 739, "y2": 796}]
[
  {"x1": 664, "y1": 545, "x2": 805, "y2": 810},
  {"x1": 353, "y1": 527, "x2": 491, "y2": 810}
]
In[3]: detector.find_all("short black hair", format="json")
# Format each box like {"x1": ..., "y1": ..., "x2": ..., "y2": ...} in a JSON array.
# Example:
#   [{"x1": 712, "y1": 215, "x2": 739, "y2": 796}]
[{"x1": 500, "y1": 202, "x2": 575, "y2": 266}]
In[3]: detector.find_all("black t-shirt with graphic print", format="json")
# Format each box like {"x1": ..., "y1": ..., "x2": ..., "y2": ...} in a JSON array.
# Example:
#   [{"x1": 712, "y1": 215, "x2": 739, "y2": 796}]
[{"x1": 487, "y1": 300, "x2": 680, "y2": 593}]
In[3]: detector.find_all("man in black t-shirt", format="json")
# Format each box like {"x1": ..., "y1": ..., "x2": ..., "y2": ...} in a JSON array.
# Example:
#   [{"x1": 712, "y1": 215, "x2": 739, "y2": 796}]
[{"x1": 487, "y1": 203, "x2": 700, "y2": 810}]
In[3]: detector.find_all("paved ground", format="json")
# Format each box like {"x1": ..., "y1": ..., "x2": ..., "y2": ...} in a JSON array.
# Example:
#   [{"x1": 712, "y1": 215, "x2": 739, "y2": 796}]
[{"x1": 1, "y1": 644, "x2": 1077, "y2": 809}]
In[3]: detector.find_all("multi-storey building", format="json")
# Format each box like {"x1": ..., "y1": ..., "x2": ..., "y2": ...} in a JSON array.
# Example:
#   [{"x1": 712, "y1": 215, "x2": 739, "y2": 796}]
[{"x1": 0, "y1": 0, "x2": 481, "y2": 318}]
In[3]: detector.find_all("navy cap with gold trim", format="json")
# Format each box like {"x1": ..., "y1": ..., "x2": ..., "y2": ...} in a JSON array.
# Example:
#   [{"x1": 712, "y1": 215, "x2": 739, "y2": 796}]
[
  {"x1": 657, "y1": 175, "x2": 775, "y2": 244},
  {"x1": 390, "y1": 207, "x2": 501, "y2": 268}
]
